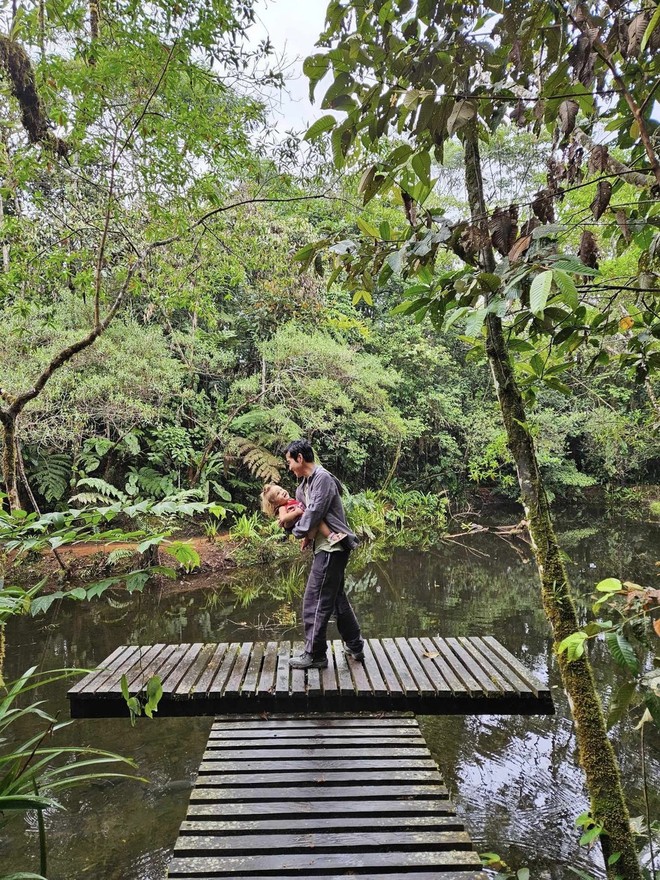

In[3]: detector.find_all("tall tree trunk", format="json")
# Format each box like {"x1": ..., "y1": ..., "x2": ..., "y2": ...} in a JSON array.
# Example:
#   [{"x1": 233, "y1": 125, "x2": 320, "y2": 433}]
[
  {"x1": 463, "y1": 124, "x2": 641, "y2": 880},
  {"x1": 0, "y1": 411, "x2": 20, "y2": 512}
]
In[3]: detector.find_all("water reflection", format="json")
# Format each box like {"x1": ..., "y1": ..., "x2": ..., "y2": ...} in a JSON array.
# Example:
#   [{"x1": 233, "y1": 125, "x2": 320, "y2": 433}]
[{"x1": 1, "y1": 510, "x2": 658, "y2": 879}]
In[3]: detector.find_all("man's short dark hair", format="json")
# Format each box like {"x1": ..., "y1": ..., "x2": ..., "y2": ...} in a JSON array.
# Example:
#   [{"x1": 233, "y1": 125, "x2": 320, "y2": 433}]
[{"x1": 284, "y1": 440, "x2": 314, "y2": 462}]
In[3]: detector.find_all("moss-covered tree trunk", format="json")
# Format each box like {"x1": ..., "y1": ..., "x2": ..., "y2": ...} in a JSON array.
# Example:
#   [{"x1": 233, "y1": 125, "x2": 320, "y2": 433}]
[
  {"x1": 463, "y1": 126, "x2": 641, "y2": 880},
  {"x1": 0, "y1": 410, "x2": 21, "y2": 512}
]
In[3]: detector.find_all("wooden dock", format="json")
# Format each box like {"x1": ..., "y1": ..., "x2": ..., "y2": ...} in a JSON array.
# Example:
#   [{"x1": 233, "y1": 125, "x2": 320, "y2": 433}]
[
  {"x1": 68, "y1": 636, "x2": 553, "y2": 717},
  {"x1": 167, "y1": 714, "x2": 488, "y2": 879}
]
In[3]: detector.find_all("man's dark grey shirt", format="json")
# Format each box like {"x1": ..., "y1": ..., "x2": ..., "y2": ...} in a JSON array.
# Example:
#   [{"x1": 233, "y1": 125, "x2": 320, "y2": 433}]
[{"x1": 291, "y1": 465, "x2": 358, "y2": 550}]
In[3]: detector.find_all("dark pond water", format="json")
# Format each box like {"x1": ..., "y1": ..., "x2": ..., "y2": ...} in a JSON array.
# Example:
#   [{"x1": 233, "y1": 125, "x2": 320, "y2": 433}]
[{"x1": 2, "y1": 507, "x2": 659, "y2": 879}]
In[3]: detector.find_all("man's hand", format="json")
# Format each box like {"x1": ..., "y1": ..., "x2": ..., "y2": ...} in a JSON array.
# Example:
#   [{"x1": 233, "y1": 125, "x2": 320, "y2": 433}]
[{"x1": 300, "y1": 536, "x2": 312, "y2": 551}]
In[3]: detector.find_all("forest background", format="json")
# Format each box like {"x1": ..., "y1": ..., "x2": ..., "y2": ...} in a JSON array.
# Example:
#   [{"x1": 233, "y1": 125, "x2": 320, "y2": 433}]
[{"x1": 0, "y1": 1, "x2": 659, "y2": 877}]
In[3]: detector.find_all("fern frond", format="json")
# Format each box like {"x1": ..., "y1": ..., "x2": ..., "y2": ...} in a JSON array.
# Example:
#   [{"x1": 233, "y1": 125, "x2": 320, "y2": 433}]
[
  {"x1": 31, "y1": 453, "x2": 72, "y2": 503},
  {"x1": 227, "y1": 437, "x2": 281, "y2": 482},
  {"x1": 72, "y1": 478, "x2": 128, "y2": 503},
  {"x1": 107, "y1": 548, "x2": 135, "y2": 566}
]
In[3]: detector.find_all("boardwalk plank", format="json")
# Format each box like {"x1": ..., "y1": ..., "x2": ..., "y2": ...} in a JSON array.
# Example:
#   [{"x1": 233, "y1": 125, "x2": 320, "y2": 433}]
[
  {"x1": 202, "y1": 747, "x2": 430, "y2": 761},
  {"x1": 332, "y1": 640, "x2": 355, "y2": 695},
  {"x1": 195, "y1": 769, "x2": 444, "y2": 787},
  {"x1": 108, "y1": 644, "x2": 175, "y2": 694},
  {"x1": 193, "y1": 643, "x2": 229, "y2": 694},
  {"x1": 168, "y1": 849, "x2": 483, "y2": 875},
  {"x1": 459, "y1": 638, "x2": 532, "y2": 695},
  {"x1": 209, "y1": 643, "x2": 241, "y2": 695},
  {"x1": 241, "y1": 642, "x2": 264, "y2": 696},
  {"x1": 276, "y1": 642, "x2": 291, "y2": 697},
  {"x1": 482, "y1": 637, "x2": 547, "y2": 696},
  {"x1": 179, "y1": 815, "x2": 464, "y2": 833},
  {"x1": 429, "y1": 637, "x2": 480, "y2": 694},
  {"x1": 68, "y1": 644, "x2": 131, "y2": 694},
  {"x1": 186, "y1": 798, "x2": 456, "y2": 817},
  {"x1": 361, "y1": 640, "x2": 388, "y2": 696},
  {"x1": 410, "y1": 637, "x2": 453, "y2": 695},
  {"x1": 445, "y1": 638, "x2": 502, "y2": 697},
  {"x1": 368, "y1": 638, "x2": 403, "y2": 695},
  {"x1": 256, "y1": 641, "x2": 278, "y2": 696},
  {"x1": 225, "y1": 643, "x2": 253, "y2": 698},
  {"x1": 198, "y1": 758, "x2": 437, "y2": 773},
  {"x1": 395, "y1": 637, "x2": 436, "y2": 696},
  {"x1": 189, "y1": 783, "x2": 449, "y2": 801},
  {"x1": 173, "y1": 829, "x2": 473, "y2": 853},
  {"x1": 161, "y1": 643, "x2": 204, "y2": 694}
]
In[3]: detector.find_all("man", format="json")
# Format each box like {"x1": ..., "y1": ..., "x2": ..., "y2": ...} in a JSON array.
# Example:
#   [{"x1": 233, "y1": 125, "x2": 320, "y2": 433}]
[{"x1": 284, "y1": 439, "x2": 365, "y2": 669}]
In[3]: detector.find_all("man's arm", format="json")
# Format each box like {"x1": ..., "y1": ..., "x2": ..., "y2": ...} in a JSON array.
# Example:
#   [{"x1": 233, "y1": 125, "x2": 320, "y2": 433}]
[{"x1": 292, "y1": 472, "x2": 335, "y2": 538}]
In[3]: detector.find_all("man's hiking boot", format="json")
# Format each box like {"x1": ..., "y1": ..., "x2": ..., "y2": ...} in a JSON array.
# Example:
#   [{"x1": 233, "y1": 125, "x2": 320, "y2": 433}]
[
  {"x1": 289, "y1": 651, "x2": 328, "y2": 669},
  {"x1": 344, "y1": 644, "x2": 365, "y2": 661}
]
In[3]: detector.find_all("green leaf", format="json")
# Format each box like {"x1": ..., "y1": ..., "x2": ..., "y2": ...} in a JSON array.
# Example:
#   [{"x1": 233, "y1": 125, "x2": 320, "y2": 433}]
[
  {"x1": 356, "y1": 217, "x2": 381, "y2": 239},
  {"x1": 641, "y1": 3, "x2": 660, "y2": 53},
  {"x1": 596, "y1": 577, "x2": 622, "y2": 593},
  {"x1": 304, "y1": 114, "x2": 337, "y2": 141},
  {"x1": 517, "y1": 869, "x2": 530, "y2": 880},
  {"x1": 552, "y1": 269, "x2": 579, "y2": 310},
  {"x1": 120, "y1": 674, "x2": 130, "y2": 702},
  {"x1": 607, "y1": 681, "x2": 637, "y2": 729},
  {"x1": 411, "y1": 150, "x2": 431, "y2": 185},
  {"x1": 164, "y1": 541, "x2": 201, "y2": 572},
  {"x1": 557, "y1": 630, "x2": 588, "y2": 661},
  {"x1": 529, "y1": 270, "x2": 553, "y2": 317},
  {"x1": 604, "y1": 631, "x2": 640, "y2": 675}
]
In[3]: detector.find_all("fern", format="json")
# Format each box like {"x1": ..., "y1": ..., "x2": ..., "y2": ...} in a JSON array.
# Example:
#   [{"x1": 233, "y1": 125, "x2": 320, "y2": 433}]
[
  {"x1": 31, "y1": 453, "x2": 72, "y2": 503},
  {"x1": 126, "y1": 466, "x2": 176, "y2": 499},
  {"x1": 227, "y1": 437, "x2": 281, "y2": 482},
  {"x1": 107, "y1": 548, "x2": 135, "y2": 566},
  {"x1": 70, "y1": 477, "x2": 128, "y2": 504}
]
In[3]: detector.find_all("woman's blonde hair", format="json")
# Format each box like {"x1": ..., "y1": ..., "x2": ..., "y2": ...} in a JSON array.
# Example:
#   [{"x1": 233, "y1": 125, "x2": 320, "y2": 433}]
[{"x1": 260, "y1": 483, "x2": 282, "y2": 517}]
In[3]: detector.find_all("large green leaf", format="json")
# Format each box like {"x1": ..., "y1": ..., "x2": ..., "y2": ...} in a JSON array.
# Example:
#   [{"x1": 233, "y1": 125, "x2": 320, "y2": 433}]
[{"x1": 529, "y1": 270, "x2": 553, "y2": 318}]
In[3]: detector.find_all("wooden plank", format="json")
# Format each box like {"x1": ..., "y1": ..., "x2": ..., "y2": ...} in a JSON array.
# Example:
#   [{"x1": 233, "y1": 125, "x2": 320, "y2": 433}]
[
  {"x1": 87, "y1": 645, "x2": 148, "y2": 694},
  {"x1": 306, "y1": 664, "x2": 322, "y2": 696},
  {"x1": 332, "y1": 639, "x2": 355, "y2": 695},
  {"x1": 446, "y1": 638, "x2": 502, "y2": 697},
  {"x1": 107, "y1": 644, "x2": 175, "y2": 695},
  {"x1": 418, "y1": 637, "x2": 464, "y2": 695},
  {"x1": 161, "y1": 643, "x2": 204, "y2": 694},
  {"x1": 224, "y1": 643, "x2": 253, "y2": 698},
  {"x1": 256, "y1": 641, "x2": 278, "y2": 696},
  {"x1": 343, "y1": 650, "x2": 371, "y2": 696},
  {"x1": 209, "y1": 643, "x2": 241, "y2": 695},
  {"x1": 359, "y1": 639, "x2": 387, "y2": 696},
  {"x1": 190, "y1": 784, "x2": 449, "y2": 801},
  {"x1": 199, "y1": 757, "x2": 437, "y2": 774},
  {"x1": 193, "y1": 643, "x2": 229, "y2": 694},
  {"x1": 482, "y1": 636, "x2": 546, "y2": 696},
  {"x1": 368, "y1": 638, "x2": 403, "y2": 695},
  {"x1": 430, "y1": 637, "x2": 480, "y2": 694},
  {"x1": 275, "y1": 642, "x2": 291, "y2": 697},
  {"x1": 207, "y1": 728, "x2": 423, "y2": 742},
  {"x1": 186, "y1": 798, "x2": 456, "y2": 817},
  {"x1": 458, "y1": 637, "x2": 532, "y2": 695},
  {"x1": 211, "y1": 715, "x2": 419, "y2": 736},
  {"x1": 410, "y1": 637, "x2": 452, "y2": 695},
  {"x1": 194, "y1": 769, "x2": 443, "y2": 787},
  {"x1": 180, "y1": 815, "x2": 465, "y2": 833},
  {"x1": 395, "y1": 637, "x2": 436, "y2": 697},
  {"x1": 381, "y1": 638, "x2": 417, "y2": 695},
  {"x1": 140, "y1": 643, "x2": 192, "y2": 693},
  {"x1": 191, "y1": 874, "x2": 486, "y2": 880},
  {"x1": 174, "y1": 643, "x2": 218, "y2": 696},
  {"x1": 174, "y1": 829, "x2": 473, "y2": 852},
  {"x1": 320, "y1": 647, "x2": 339, "y2": 695},
  {"x1": 67, "y1": 644, "x2": 131, "y2": 694},
  {"x1": 168, "y1": 849, "x2": 484, "y2": 875},
  {"x1": 290, "y1": 640, "x2": 306, "y2": 696},
  {"x1": 240, "y1": 642, "x2": 264, "y2": 696},
  {"x1": 203, "y1": 746, "x2": 431, "y2": 761}
]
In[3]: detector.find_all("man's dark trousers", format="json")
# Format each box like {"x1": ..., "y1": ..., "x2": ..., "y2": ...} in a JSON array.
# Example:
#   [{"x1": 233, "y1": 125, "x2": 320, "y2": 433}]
[{"x1": 303, "y1": 549, "x2": 363, "y2": 659}]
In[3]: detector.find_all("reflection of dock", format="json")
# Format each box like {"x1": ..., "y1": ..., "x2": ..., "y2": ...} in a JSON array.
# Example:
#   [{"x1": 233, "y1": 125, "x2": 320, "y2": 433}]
[
  {"x1": 167, "y1": 714, "x2": 487, "y2": 879},
  {"x1": 68, "y1": 637, "x2": 551, "y2": 880},
  {"x1": 67, "y1": 635, "x2": 553, "y2": 717}
]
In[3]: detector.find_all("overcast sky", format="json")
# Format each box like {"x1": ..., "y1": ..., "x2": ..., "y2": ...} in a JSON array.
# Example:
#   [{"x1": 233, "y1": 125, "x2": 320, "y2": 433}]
[{"x1": 251, "y1": 0, "x2": 329, "y2": 133}]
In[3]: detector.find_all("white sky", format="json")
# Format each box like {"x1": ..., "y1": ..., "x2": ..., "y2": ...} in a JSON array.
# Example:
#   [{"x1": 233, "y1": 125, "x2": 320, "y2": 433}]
[{"x1": 251, "y1": 0, "x2": 329, "y2": 133}]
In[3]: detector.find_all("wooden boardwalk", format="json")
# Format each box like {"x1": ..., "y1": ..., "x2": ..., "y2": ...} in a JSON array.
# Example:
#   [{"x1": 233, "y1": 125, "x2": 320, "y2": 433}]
[
  {"x1": 167, "y1": 714, "x2": 488, "y2": 879},
  {"x1": 68, "y1": 636, "x2": 553, "y2": 717}
]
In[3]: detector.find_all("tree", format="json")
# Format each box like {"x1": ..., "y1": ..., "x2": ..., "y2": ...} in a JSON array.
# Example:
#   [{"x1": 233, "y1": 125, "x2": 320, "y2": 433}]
[
  {"x1": 300, "y1": 1, "x2": 659, "y2": 876},
  {"x1": 0, "y1": 0, "x2": 277, "y2": 512}
]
